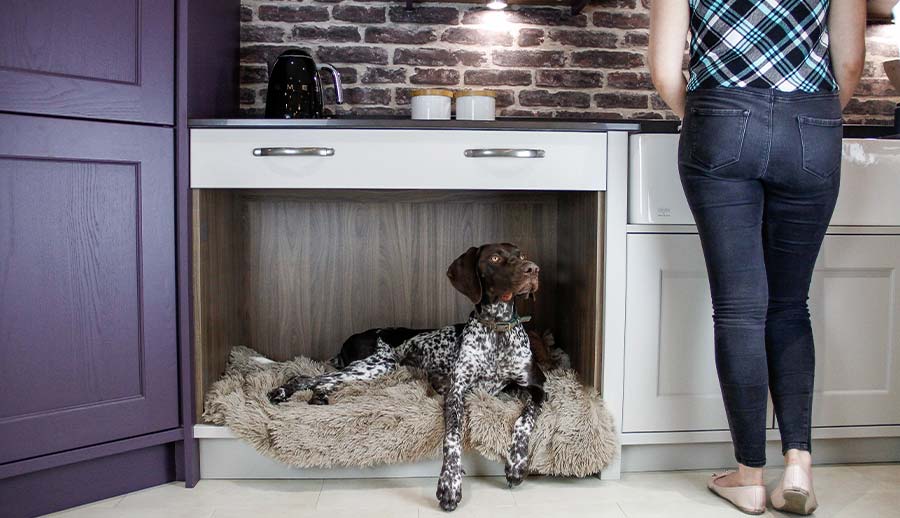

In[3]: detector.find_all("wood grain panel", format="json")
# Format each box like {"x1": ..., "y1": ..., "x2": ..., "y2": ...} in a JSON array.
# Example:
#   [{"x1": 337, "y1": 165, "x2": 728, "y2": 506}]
[
  {"x1": 557, "y1": 192, "x2": 602, "y2": 387},
  {"x1": 241, "y1": 190, "x2": 559, "y2": 361},
  {"x1": 0, "y1": 0, "x2": 138, "y2": 84},
  {"x1": 193, "y1": 190, "x2": 246, "y2": 418},
  {"x1": 0, "y1": 158, "x2": 141, "y2": 419},
  {"x1": 0, "y1": 0, "x2": 174, "y2": 124},
  {"x1": 194, "y1": 189, "x2": 603, "y2": 405},
  {"x1": 0, "y1": 114, "x2": 177, "y2": 462}
]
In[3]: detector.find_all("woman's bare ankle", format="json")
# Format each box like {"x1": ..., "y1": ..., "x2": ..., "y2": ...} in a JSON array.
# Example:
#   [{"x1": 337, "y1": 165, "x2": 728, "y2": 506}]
[
  {"x1": 784, "y1": 449, "x2": 813, "y2": 479},
  {"x1": 784, "y1": 449, "x2": 812, "y2": 467}
]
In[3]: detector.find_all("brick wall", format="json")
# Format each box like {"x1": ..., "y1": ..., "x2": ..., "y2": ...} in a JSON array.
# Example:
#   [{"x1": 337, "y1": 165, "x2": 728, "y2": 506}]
[{"x1": 240, "y1": 0, "x2": 899, "y2": 124}]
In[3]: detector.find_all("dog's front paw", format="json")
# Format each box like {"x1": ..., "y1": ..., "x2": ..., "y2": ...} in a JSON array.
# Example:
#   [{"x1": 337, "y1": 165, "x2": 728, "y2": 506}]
[
  {"x1": 505, "y1": 443, "x2": 530, "y2": 487},
  {"x1": 267, "y1": 387, "x2": 290, "y2": 405},
  {"x1": 504, "y1": 459, "x2": 527, "y2": 488},
  {"x1": 436, "y1": 466, "x2": 462, "y2": 511}
]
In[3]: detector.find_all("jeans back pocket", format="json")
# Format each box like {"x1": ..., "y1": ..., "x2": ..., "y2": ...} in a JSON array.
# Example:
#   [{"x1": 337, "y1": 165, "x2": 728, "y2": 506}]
[
  {"x1": 688, "y1": 108, "x2": 750, "y2": 172},
  {"x1": 798, "y1": 115, "x2": 842, "y2": 179}
]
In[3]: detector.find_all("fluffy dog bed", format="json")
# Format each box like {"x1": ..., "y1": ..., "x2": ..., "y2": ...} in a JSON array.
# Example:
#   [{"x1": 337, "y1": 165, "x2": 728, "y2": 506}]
[{"x1": 203, "y1": 346, "x2": 617, "y2": 477}]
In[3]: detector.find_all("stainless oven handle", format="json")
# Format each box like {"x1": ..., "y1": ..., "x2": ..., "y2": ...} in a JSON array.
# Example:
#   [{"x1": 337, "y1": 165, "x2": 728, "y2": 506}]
[
  {"x1": 252, "y1": 147, "x2": 335, "y2": 157},
  {"x1": 463, "y1": 148, "x2": 545, "y2": 158}
]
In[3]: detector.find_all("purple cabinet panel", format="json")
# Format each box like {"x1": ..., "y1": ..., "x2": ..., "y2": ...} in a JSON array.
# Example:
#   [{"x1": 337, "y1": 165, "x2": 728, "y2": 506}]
[
  {"x1": 2, "y1": 443, "x2": 176, "y2": 518},
  {"x1": 0, "y1": 0, "x2": 174, "y2": 124},
  {"x1": 0, "y1": 113, "x2": 178, "y2": 464}
]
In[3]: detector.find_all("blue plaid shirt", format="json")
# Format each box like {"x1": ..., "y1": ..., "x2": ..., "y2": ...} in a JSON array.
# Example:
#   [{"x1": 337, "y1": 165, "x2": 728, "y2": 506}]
[{"x1": 687, "y1": 0, "x2": 838, "y2": 93}]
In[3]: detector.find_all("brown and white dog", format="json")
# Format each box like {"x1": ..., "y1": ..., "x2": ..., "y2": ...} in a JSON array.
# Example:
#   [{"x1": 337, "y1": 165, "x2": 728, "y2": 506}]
[{"x1": 268, "y1": 243, "x2": 544, "y2": 511}]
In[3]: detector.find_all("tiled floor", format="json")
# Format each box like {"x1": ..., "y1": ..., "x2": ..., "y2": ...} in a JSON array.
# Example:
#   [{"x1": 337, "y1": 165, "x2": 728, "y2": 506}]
[{"x1": 45, "y1": 464, "x2": 899, "y2": 518}]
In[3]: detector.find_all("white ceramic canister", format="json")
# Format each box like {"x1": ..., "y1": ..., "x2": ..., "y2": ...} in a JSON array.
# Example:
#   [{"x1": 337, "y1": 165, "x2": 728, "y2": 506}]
[
  {"x1": 410, "y1": 89, "x2": 453, "y2": 120},
  {"x1": 455, "y1": 90, "x2": 496, "y2": 121}
]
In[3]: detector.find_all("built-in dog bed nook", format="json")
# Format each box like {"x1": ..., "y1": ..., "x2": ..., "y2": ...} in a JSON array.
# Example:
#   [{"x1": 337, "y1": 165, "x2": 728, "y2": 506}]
[
  {"x1": 193, "y1": 188, "x2": 609, "y2": 477},
  {"x1": 204, "y1": 346, "x2": 617, "y2": 476}
]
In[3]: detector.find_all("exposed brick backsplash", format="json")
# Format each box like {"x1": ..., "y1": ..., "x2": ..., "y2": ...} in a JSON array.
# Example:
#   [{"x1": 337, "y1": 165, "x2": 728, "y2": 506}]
[{"x1": 240, "y1": 1, "x2": 900, "y2": 124}]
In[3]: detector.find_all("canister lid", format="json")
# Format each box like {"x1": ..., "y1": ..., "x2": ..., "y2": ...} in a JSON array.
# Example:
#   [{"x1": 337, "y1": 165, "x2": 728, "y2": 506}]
[
  {"x1": 410, "y1": 89, "x2": 454, "y2": 98},
  {"x1": 454, "y1": 90, "x2": 497, "y2": 98}
]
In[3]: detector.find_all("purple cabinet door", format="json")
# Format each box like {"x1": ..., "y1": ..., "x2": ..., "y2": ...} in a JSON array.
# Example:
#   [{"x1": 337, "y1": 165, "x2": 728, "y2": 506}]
[
  {"x1": 0, "y1": 0, "x2": 174, "y2": 124},
  {"x1": 0, "y1": 113, "x2": 178, "y2": 464}
]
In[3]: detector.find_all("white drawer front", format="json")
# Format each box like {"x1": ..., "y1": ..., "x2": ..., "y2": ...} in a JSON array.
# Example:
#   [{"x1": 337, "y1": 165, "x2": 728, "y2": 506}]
[{"x1": 190, "y1": 129, "x2": 607, "y2": 190}]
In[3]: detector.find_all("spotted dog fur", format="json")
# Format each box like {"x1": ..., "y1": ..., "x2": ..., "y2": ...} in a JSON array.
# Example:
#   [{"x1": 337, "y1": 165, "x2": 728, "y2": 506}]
[
  {"x1": 436, "y1": 299, "x2": 546, "y2": 511},
  {"x1": 268, "y1": 243, "x2": 544, "y2": 512},
  {"x1": 268, "y1": 338, "x2": 400, "y2": 405}
]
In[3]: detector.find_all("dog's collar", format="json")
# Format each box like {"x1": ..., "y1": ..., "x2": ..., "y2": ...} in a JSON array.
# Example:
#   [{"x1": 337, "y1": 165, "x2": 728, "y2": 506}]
[{"x1": 475, "y1": 314, "x2": 531, "y2": 333}]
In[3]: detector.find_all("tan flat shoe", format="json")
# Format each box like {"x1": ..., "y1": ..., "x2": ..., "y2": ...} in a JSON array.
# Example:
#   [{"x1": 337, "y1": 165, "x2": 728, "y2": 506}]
[
  {"x1": 771, "y1": 463, "x2": 818, "y2": 515},
  {"x1": 707, "y1": 471, "x2": 767, "y2": 515}
]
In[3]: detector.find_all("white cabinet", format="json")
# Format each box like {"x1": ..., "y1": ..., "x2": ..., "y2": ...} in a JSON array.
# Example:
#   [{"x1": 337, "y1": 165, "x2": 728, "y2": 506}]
[
  {"x1": 622, "y1": 233, "x2": 766, "y2": 432},
  {"x1": 623, "y1": 233, "x2": 900, "y2": 434},
  {"x1": 808, "y1": 235, "x2": 900, "y2": 427}
]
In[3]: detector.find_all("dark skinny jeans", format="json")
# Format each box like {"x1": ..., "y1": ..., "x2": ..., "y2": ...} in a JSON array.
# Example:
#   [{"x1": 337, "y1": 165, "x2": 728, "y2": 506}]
[{"x1": 678, "y1": 87, "x2": 842, "y2": 467}]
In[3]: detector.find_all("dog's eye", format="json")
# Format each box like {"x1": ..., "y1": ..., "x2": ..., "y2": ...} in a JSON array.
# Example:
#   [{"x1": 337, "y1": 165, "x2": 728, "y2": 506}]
[
  {"x1": 520, "y1": 254, "x2": 527, "y2": 260},
  {"x1": 490, "y1": 255, "x2": 502, "y2": 263}
]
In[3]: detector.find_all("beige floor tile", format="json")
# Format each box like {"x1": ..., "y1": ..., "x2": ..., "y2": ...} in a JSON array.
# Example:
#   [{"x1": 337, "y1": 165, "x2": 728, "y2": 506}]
[
  {"x1": 317, "y1": 477, "x2": 432, "y2": 511},
  {"x1": 511, "y1": 474, "x2": 698, "y2": 507},
  {"x1": 42, "y1": 495, "x2": 124, "y2": 516},
  {"x1": 110, "y1": 481, "x2": 221, "y2": 510},
  {"x1": 42, "y1": 463, "x2": 900, "y2": 518},
  {"x1": 795, "y1": 489, "x2": 900, "y2": 518},
  {"x1": 214, "y1": 506, "x2": 417, "y2": 518},
  {"x1": 616, "y1": 470, "x2": 728, "y2": 504},
  {"x1": 499, "y1": 501, "x2": 627, "y2": 518},
  {"x1": 418, "y1": 501, "x2": 626, "y2": 518},
  {"x1": 618, "y1": 499, "x2": 768, "y2": 518},
  {"x1": 850, "y1": 463, "x2": 900, "y2": 492},
  {"x1": 115, "y1": 479, "x2": 322, "y2": 511},
  {"x1": 508, "y1": 475, "x2": 604, "y2": 503},
  {"x1": 46, "y1": 508, "x2": 213, "y2": 518},
  {"x1": 195, "y1": 479, "x2": 323, "y2": 508}
]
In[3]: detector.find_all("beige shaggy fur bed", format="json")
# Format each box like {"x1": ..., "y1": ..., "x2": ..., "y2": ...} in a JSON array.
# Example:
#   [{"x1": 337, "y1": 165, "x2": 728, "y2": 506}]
[{"x1": 203, "y1": 346, "x2": 617, "y2": 477}]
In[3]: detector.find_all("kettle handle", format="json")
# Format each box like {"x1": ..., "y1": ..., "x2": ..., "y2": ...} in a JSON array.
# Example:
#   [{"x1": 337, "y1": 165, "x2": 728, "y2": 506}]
[{"x1": 317, "y1": 64, "x2": 344, "y2": 105}]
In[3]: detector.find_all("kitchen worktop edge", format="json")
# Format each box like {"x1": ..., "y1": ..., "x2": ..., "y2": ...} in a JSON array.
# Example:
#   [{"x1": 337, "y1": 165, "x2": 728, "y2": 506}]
[{"x1": 188, "y1": 118, "x2": 647, "y2": 132}]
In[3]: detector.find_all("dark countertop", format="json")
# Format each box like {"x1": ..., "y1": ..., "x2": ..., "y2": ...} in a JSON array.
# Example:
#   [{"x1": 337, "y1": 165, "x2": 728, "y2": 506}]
[
  {"x1": 188, "y1": 117, "x2": 898, "y2": 138},
  {"x1": 189, "y1": 117, "x2": 651, "y2": 133},
  {"x1": 843, "y1": 125, "x2": 899, "y2": 139}
]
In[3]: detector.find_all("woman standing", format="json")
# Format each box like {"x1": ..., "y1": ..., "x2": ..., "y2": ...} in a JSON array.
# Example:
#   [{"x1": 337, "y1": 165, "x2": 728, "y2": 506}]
[{"x1": 648, "y1": 0, "x2": 865, "y2": 515}]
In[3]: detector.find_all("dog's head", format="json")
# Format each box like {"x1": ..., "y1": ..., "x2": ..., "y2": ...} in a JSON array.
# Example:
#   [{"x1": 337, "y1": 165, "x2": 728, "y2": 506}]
[{"x1": 446, "y1": 243, "x2": 540, "y2": 305}]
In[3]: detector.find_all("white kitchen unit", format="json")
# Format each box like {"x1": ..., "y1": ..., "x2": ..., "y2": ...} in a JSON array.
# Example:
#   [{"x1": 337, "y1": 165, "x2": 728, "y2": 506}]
[
  {"x1": 604, "y1": 135, "x2": 900, "y2": 475},
  {"x1": 624, "y1": 232, "x2": 900, "y2": 432},
  {"x1": 623, "y1": 233, "x2": 773, "y2": 433},
  {"x1": 810, "y1": 234, "x2": 900, "y2": 427},
  {"x1": 189, "y1": 121, "x2": 900, "y2": 481},
  {"x1": 189, "y1": 119, "x2": 633, "y2": 481}
]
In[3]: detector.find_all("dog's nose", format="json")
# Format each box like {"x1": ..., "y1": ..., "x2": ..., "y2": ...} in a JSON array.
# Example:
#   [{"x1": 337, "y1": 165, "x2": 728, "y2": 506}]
[{"x1": 524, "y1": 262, "x2": 539, "y2": 274}]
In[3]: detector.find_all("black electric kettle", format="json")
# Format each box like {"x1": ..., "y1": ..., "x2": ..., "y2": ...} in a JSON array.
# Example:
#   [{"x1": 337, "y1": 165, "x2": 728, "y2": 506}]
[{"x1": 265, "y1": 49, "x2": 344, "y2": 119}]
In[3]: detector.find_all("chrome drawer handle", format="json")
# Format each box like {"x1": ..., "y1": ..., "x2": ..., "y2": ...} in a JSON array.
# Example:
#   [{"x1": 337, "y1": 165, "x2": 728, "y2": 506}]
[
  {"x1": 252, "y1": 147, "x2": 335, "y2": 157},
  {"x1": 464, "y1": 148, "x2": 545, "y2": 158}
]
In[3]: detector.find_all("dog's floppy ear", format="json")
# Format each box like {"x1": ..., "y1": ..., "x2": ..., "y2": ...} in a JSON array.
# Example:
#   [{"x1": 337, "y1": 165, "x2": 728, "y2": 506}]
[{"x1": 447, "y1": 246, "x2": 482, "y2": 304}]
